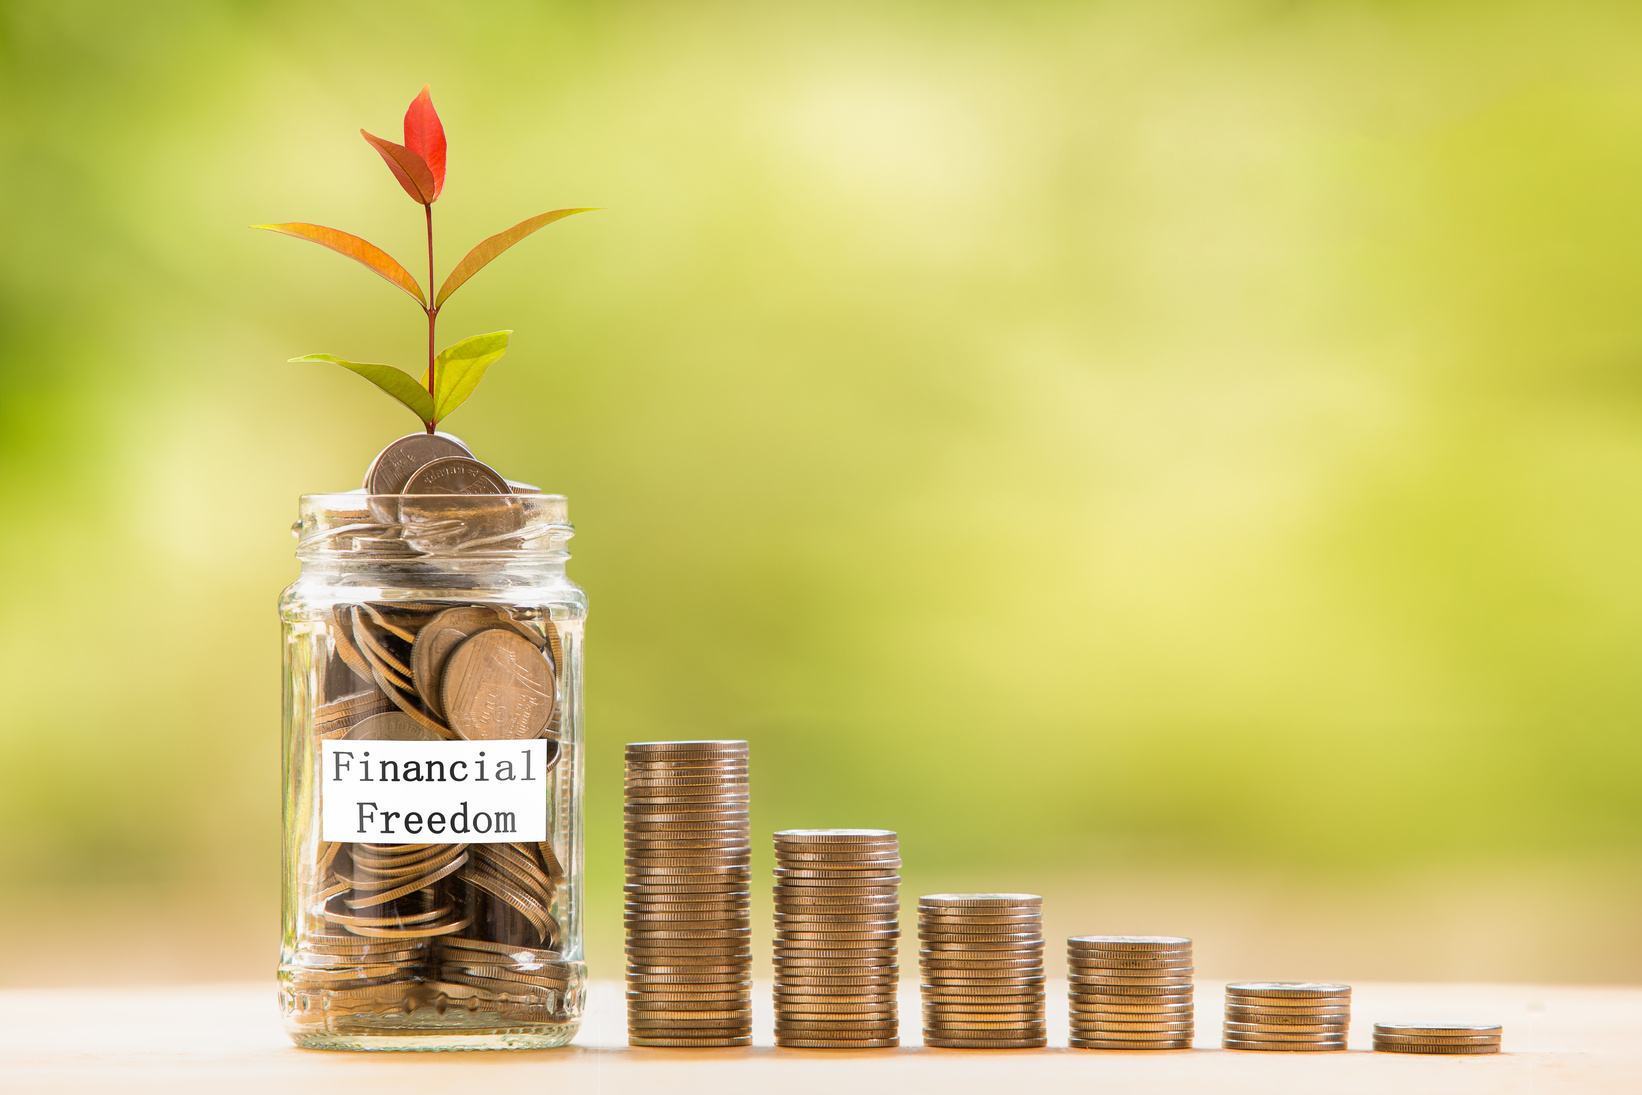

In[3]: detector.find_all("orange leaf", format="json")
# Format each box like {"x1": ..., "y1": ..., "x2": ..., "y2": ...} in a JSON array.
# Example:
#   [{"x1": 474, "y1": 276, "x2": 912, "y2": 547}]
[
  {"x1": 361, "y1": 130, "x2": 437, "y2": 205},
  {"x1": 252, "y1": 222, "x2": 426, "y2": 306},
  {"x1": 436, "y1": 208, "x2": 598, "y2": 307},
  {"x1": 403, "y1": 85, "x2": 446, "y2": 199}
]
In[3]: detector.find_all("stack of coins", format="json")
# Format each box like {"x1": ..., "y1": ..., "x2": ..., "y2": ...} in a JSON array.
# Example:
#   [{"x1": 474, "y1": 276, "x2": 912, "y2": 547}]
[
  {"x1": 1066, "y1": 935, "x2": 1194, "y2": 1050},
  {"x1": 1222, "y1": 982, "x2": 1351, "y2": 1051},
  {"x1": 1374, "y1": 1022, "x2": 1502, "y2": 1054},
  {"x1": 772, "y1": 829, "x2": 901, "y2": 1048},
  {"x1": 624, "y1": 740, "x2": 752, "y2": 1048},
  {"x1": 918, "y1": 894, "x2": 1046, "y2": 1049}
]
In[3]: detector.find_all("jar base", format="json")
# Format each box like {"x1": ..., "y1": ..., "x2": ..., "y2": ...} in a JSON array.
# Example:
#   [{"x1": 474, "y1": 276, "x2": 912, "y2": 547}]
[
  {"x1": 289, "y1": 1022, "x2": 580, "y2": 1052},
  {"x1": 281, "y1": 972, "x2": 587, "y2": 1052}
]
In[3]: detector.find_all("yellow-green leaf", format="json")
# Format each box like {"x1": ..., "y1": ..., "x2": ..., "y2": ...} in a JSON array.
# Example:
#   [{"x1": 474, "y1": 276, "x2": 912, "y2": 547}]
[
  {"x1": 420, "y1": 331, "x2": 510, "y2": 422},
  {"x1": 291, "y1": 353, "x2": 433, "y2": 424}
]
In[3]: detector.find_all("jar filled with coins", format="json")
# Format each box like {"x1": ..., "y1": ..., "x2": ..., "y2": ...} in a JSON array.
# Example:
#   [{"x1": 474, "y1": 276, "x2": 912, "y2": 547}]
[{"x1": 278, "y1": 433, "x2": 586, "y2": 1051}]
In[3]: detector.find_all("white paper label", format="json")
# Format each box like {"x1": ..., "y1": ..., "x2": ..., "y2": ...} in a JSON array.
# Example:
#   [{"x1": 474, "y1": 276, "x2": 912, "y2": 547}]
[{"x1": 321, "y1": 740, "x2": 551, "y2": 844}]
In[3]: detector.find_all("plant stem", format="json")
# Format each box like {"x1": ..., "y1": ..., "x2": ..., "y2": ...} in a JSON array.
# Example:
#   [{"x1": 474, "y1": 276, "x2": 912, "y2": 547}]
[{"x1": 425, "y1": 202, "x2": 437, "y2": 433}]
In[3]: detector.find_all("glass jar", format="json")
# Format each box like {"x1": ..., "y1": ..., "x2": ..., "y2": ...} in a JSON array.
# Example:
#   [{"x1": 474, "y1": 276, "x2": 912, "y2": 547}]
[{"x1": 278, "y1": 491, "x2": 586, "y2": 1051}]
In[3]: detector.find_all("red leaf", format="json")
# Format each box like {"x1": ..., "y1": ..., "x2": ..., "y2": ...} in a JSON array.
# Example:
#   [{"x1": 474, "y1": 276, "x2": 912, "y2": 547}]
[
  {"x1": 436, "y1": 208, "x2": 598, "y2": 307},
  {"x1": 361, "y1": 130, "x2": 437, "y2": 205},
  {"x1": 252, "y1": 222, "x2": 426, "y2": 305},
  {"x1": 403, "y1": 85, "x2": 446, "y2": 199}
]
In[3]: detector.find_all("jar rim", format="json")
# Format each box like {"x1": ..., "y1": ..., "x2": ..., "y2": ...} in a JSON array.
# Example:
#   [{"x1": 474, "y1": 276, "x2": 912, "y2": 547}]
[{"x1": 294, "y1": 491, "x2": 572, "y2": 560}]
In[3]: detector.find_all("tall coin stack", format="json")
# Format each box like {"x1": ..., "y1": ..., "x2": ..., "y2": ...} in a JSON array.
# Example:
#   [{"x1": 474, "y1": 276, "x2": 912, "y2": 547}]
[
  {"x1": 1066, "y1": 935, "x2": 1194, "y2": 1050},
  {"x1": 1222, "y1": 982, "x2": 1351, "y2": 1051},
  {"x1": 772, "y1": 829, "x2": 901, "y2": 1049},
  {"x1": 1374, "y1": 1022, "x2": 1502, "y2": 1054},
  {"x1": 918, "y1": 894, "x2": 1047, "y2": 1049},
  {"x1": 624, "y1": 740, "x2": 752, "y2": 1047}
]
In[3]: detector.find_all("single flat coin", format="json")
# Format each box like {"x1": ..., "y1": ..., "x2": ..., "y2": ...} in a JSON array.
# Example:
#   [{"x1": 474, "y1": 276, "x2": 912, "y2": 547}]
[
  {"x1": 364, "y1": 432, "x2": 474, "y2": 494},
  {"x1": 920, "y1": 954, "x2": 1045, "y2": 964},
  {"x1": 1372, "y1": 1033, "x2": 1502, "y2": 1045},
  {"x1": 1226, "y1": 982, "x2": 1351, "y2": 997},
  {"x1": 923, "y1": 1037, "x2": 1047, "y2": 1049},
  {"x1": 919, "y1": 894, "x2": 1043, "y2": 907},
  {"x1": 1223, "y1": 1020, "x2": 1344, "y2": 1035},
  {"x1": 777, "y1": 976, "x2": 900, "y2": 987},
  {"x1": 1223, "y1": 1010, "x2": 1352, "y2": 1024},
  {"x1": 1375, "y1": 1042, "x2": 1501, "y2": 1055},
  {"x1": 1223, "y1": 1039, "x2": 1346, "y2": 1052},
  {"x1": 775, "y1": 996, "x2": 897, "y2": 1007},
  {"x1": 1374, "y1": 1022, "x2": 1502, "y2": 1037},
  {"x1": 1068, "y1": 935, "x2": 1191, "y2": 949},
  {"x1": 921, "y1": 922, "x2": 1043, "y2": 932},
  {"x1": 920, "y1": 978, "x2": 1046, "y2": 989},
  {"x1": 624, "y1": 760, "x2": 750, "y2": 773},
  {"x1": 931, "y1": 1011, "x2": 1047, "y2": 1024},
  {"x1": 775, "y1": 828, "x2": 896, "y2": 841},
  {"x1": 1074, "y1": 1020, "x2": 1195, "y2": 1032},
  {"x1": 1221, "y1": 1028, "x2": 1349, "y2": 1042},
  {"x1": 626, "y1": 740, "x2": 749, "y2": 756},
  {"x1": 441, "y1": 628, "x2": 555, "y2": 740}
]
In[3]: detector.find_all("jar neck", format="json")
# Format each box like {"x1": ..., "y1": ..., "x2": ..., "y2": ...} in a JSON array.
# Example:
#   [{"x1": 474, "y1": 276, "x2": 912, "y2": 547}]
[{"x1": 295, "y1": 554, "x2": 568, "y2": 587}]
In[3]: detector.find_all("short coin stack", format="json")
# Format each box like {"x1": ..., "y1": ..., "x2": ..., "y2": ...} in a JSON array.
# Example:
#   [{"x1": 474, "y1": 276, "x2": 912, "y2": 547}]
[
  {"x1": 918, "y1": 894, "x2": 1046, "y2": 1049},
  {"x1": 1374, "y1": 1022, "x2": 1502, "y2": 1054},
  {"x1": 1067, "y1": 935, "x2": 1194, "y2": 1050},
  {"x1": 1222, "y1": 982, "x2": 1351, "y2": 1051},
  {"x1": 624, "y1": 740, "x2": 752, "y2": 1047},
  {"x1": 772, "y1": 829, "x2": 901, "y2": 1048}
]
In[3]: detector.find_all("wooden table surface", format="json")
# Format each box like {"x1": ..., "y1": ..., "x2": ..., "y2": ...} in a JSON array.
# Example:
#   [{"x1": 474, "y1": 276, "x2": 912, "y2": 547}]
[{"x1": 4, "y1": 979, "x2": 1637, "y2": 1094}]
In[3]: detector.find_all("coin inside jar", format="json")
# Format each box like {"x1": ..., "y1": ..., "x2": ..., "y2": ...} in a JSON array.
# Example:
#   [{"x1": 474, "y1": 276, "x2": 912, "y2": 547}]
[
  {"x1": 343, "y1": 711, "x2": 445, "y2": 742},
  {"x1": 410, "y1": 606, "x2": 543, "y2": 717},
  {"x1": 441, "y1": 627, "x2": 556, "y2": 740}
]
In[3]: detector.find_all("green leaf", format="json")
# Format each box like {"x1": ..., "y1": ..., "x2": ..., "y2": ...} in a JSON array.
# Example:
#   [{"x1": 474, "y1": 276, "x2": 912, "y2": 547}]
[
  {"x1": 419, "y1": 330, "x2": 511, "y2": 422},
  {"x1": 291, "y1": 353, "x2": 433, "y2": 424},
  {"x1": 436, "y1": 209, "x2": 597, "y2": 307}
]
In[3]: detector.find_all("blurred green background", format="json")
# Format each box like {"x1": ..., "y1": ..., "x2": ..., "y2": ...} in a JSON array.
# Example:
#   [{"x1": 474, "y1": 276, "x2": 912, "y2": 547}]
[{"x1": 1, "y1": 0, "x2": 1640, "y2": 986}]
